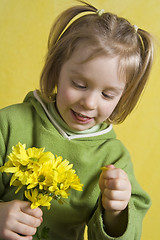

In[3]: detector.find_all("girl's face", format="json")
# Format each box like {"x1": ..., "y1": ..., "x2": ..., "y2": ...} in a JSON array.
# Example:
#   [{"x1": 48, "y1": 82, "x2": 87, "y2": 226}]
[{"x1": 56, "y1": 47, "x2": 125, "y2": 131}]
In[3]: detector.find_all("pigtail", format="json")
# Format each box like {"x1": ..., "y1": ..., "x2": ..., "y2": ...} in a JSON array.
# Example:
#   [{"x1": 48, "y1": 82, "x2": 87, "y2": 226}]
[
  {"x1": 137, "y1": 28, "x2": 154, "y2": 88},
  {"x1": 109, "y1": 28, "x2": 154, "y2": 124},
  {"x1": 127, "y1": 29, "x2": 154, "y2": 112},
  {"x1": 48, "y1": 1, "x2": 97, "y2": 47}
]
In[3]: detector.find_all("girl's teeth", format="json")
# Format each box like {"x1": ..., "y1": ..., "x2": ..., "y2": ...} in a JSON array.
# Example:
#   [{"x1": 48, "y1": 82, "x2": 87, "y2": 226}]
[
  {"x1": 78, "y1": 113, "x2": 89, "y2": 118},
  {"x1": 79, "y1": 113, "x2": 84, "y2": 117}
]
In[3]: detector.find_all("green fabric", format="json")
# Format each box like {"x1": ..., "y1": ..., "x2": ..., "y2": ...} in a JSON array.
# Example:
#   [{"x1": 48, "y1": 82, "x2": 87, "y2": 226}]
[{"x1": 0, "y1": 91, "x2": 151, "y2": 240}]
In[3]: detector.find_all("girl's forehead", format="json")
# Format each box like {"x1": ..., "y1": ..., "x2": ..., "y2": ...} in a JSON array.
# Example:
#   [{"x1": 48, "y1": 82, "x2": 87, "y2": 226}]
[
  {"x1": 64, "y1": 43, "x2": 127, "y2": 84},
  {"x1": 69, "y1": 44, "x2": 120, "y2": 71},
  {"x1": 69, "y1": 42, "x2": 120, "y2": 66},
  {"x1": 70, "y1": 44, "x2": 97, "y2": 62},
  {"x1": 63, "y1": 49, "x2": 126, "y2": 88}
]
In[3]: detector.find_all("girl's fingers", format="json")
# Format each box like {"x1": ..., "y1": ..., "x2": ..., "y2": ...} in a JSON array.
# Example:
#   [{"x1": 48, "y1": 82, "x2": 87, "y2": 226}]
[
  {"x1": 21, "y1": 202, "x2": 43, "y2": 219},
  {"x1": 16, "y1": 210, "x2": 42, "y2": 229},
  {"x1": 0, "y1": 200, "x2": 40, "y2": 240},
  {"x1": 6, "y1": 201, "x2": 42, "y2": 236},
  {"x1": 1, "y1": 230, "x2": 33, "y2": 240},
  {"x1": 11, "y1": 221, "x2": 36, "y2": 236},
  {"x1": 102, "y1": 197, "x2": 128, "y2": 212},
  {"x1": 103, "y1": 167, "x2": 128, "y2": 181},
  {"x1": 100, "y1": 166, "x2": 131, "y2": 212},
  {"x1": 104, "y1": 188, "x2": 131, "y2": 201},
  {"x1": 105, "y1": 178, "x2": 131, "y2": 191}
]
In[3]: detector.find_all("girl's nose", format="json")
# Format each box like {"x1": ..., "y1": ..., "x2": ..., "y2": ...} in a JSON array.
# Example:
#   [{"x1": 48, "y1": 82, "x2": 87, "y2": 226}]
[{"x1": 80, "y1": 92, "x2": 97, "y2": 110}]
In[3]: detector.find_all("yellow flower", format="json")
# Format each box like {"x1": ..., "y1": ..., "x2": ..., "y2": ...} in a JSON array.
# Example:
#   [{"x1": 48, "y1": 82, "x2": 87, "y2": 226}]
[
  {"x1": 27, "y1": 146, "x2": 45, "y2": 160},
  {"x1": 0, "y1": 142, "x2": 83, "y2": 209},
  {"x1": 56, "y1": 159, "x2": 73, "y2": 172},
  {"x1": 11, "y1": 180, "x2": 24, "y2": 194},
  {"x1": 0, "y1": 143, "x2": 29, "y2": 174},
  {"x1": 27, "y1": 151, "x2": 55, "y2": 171},
  {"x1": 27, "y1": 161, "x2": 56, "y2": 190},
  {"x1": 9, "y1": 142, "x2": 29, "y2": 165},
  {"x1": 0, "y1": 143, "x2": 31, "y2": 188},
  {"x1": 25, "y1": 188, "x2": 52, "y2": 209}
]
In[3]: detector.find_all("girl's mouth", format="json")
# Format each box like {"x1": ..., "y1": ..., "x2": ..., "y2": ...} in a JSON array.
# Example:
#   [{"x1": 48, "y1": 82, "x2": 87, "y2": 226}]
[{"x1": 71, "y1": 110, "x2": 93, "y2": 123}]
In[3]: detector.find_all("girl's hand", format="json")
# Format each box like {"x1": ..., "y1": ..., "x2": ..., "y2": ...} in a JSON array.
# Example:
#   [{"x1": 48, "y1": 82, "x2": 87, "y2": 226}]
[
  {"x1": 99, "y1": 165, "x2": 131, "y2": 236},
  {"x1": 99, "y1": 165, "x2": 131, "y2": 216},
  {"x1": 0, "y1": 200, "x2": 43, "y2": 240}
]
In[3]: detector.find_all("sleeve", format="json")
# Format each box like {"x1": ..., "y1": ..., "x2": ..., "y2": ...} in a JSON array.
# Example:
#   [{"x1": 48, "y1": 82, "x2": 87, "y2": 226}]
[
  {"x1": 0, "y1": 110, "x2": 9, "y2": 198},
  {"x1": 87, "y1": 139, "x2": 151, "y2": 240},
  {"x1": 0, "y1": 106, "x2": 29, "y2": 202}
]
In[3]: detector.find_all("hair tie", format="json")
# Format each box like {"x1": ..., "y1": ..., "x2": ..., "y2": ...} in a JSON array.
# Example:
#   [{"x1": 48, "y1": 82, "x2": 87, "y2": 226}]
[
  {"x1": 133, "y1": 25, "x2": 138, "y2": 33},
  {"x1": 96, "y1": 9, "x2": 104, "y2": 16}
]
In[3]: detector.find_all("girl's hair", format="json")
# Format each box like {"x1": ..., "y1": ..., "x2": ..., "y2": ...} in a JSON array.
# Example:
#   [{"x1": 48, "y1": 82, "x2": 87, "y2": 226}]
[{"x1": 40, "y1": 0, "x2": 154, "y2": 124}]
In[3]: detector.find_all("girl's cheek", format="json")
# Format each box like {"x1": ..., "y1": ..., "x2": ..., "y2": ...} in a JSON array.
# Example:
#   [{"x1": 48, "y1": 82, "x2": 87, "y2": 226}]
[{"x1": 65, "y1": 90, "x2": 80, "y2": 102}]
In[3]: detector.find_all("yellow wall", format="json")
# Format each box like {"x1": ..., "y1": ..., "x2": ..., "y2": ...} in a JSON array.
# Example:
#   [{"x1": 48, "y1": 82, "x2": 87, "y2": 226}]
[{"x1": 0, "y1": 1, "x2": 159, "y2": 239}]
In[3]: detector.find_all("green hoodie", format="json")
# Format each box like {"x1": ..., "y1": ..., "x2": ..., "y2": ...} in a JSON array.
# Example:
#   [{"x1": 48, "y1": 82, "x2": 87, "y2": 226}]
[{"x1": 0, "y1": 91, "x2": 151, "y2": 240}]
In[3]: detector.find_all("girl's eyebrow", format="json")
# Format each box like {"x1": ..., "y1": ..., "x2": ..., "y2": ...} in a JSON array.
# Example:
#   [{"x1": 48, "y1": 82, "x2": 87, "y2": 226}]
[
  {"x1": 70, "y1": 69, "x2": 88, "y2": 79},
  {"x1": 104, "y1": 86, "x2": 124, "y2": 94}
]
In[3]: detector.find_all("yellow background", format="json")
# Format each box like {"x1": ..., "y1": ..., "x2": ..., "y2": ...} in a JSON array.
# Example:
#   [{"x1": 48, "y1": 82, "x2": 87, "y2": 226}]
[{"x1": 0, "y1": 0, "x2": 159, "y2": 239}]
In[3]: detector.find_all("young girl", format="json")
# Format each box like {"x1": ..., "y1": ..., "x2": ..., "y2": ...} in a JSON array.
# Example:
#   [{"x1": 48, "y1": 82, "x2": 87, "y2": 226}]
[{"x1": 0, "y1": 1, "x2": 154, "y2": 240}]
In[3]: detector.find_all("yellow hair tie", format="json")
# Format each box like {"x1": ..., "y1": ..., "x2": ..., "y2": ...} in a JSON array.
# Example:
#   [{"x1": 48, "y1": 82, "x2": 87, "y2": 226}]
[{"x1": 96, "y1": 9, "x2": 104, "y2": 16}]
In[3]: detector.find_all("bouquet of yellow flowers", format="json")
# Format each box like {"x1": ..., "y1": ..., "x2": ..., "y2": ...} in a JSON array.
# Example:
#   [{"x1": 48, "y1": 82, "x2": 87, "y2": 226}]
[{"x1": 0, "y1": 142, "x2": 83, "y2": 238}]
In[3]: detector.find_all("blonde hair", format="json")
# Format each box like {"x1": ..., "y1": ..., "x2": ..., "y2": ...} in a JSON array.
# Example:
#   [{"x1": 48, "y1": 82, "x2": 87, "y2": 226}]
[{"x1": 40, "y1": 1, "x2": 154, "y2": 124}]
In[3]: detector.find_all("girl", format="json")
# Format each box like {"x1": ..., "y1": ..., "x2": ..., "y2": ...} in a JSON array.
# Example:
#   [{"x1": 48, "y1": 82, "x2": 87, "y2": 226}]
[{"x1": 0, "y1": 1, "x2": 154, "y2": 240}]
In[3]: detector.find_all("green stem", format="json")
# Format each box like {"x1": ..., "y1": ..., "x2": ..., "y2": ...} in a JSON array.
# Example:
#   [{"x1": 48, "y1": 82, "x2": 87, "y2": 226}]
[{"x1": 35, "y1": 228, "x2": 41, "y2": 240}]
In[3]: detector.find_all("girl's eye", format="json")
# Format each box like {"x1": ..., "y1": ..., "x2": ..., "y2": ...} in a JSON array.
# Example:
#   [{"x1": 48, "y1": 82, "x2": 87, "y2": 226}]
[
  {"x1": 102, "y1": 92, "x2": 114, "y2": 100},
  {"x1": 72, "y1": 80, "x2": 86, "y2": 89}
]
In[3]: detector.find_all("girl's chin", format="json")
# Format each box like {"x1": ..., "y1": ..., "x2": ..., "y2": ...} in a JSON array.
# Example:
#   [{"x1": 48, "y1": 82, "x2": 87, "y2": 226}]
[{"x1": 68, "y1": 122, "x2": 94, "y2": 132}]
